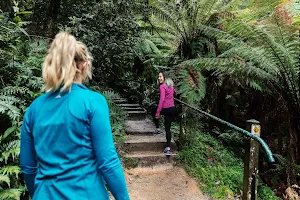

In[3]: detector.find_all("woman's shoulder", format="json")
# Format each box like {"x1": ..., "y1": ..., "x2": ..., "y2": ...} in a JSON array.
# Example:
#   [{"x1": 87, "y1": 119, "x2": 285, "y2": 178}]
[
  {"x1": 78, "y1": 89, "x2": 110, "y2": 109},
  {"x1": 160, "y1": 83, "x2": 168, "y2": 88},
  {"x1": 86, "y1": 90, "x2": 107, "y2": 102},
  {"x1": 28, "y1": 92, "x2": 50, "y2": 107},
  {"x1": 160, "y1": 83, "x2": 175, "y2": 90},
  {"x1": 31, "y1": 87, "x2": 107, "y2": 107}
]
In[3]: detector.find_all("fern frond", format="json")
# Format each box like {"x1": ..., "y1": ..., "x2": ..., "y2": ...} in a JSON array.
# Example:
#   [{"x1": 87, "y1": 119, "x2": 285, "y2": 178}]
[
  {"x1": 185, "y1": 58, "x2": 274, "y2": 83},
  {"x1": 218, "y1": 130, "x2": 245, "y2": 145},
  {"x1": 0, "y1": 175, "x2": 10, "y2": 187},
  {"x1": 0, "y1": 166, "x2": 21, "y2": 178},
  {"x1": 196, "y1": 0, "x2": 218, "y2": 24},
  {"x1": 0, "y1": 97, "x2": 20, "y2": 120},
  {"x1": 174, "y1": 66, "x2": 206, "y2": 104},
  {"x1": 264, "y1": 154, "x2": 287, "y2": 175},
  {"x1": 0, "y1": 126, "x2": 17, "y2": 144},
  {"x1": 136, "y1": 38, "x2": 161, "y2": 56},
  {"x1": 224, "y1": 19, "x2": 300, "y2": 104},
  {"x1": 0, "y1": 86, "x2": 31, "y2": 96},
  {"x1": 226, "y1": 20, "x2": 297, "y2": 72},
  {"x1": 139, "y1": 24, "x2": 177, "y2": 36},
  {"x1": 102, "y1": 90, "x2": 120, "y2": 106},
  {"x1": 0, "y1": 188, "x2": 22, "y2": 200},
  {"x1": 149, "y1": 2, "x2": 181, "y2": 34},
  {"x1": 222, "y1": 0, "x2": 245, "y2": 11},
  {"x1": 28, "y1": 77, "x2": 43, "y2": 90},
  {"x1": 219, "y1": 45, "x2": 280, "y2": 77},
  {"x1": 0, "y1": 140, "x2": 20, "y2": 164}
]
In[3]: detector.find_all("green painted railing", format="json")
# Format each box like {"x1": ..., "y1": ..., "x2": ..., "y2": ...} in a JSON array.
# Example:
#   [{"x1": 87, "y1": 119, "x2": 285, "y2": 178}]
[{"x1": 175, "y1": 98, "x2": 275, "y2": 163}]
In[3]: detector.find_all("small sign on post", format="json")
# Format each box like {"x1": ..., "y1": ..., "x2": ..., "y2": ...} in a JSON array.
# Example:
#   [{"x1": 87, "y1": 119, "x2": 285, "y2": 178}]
[{"x1": 243, "y1": 119, "x2": 260, "y2": 200}]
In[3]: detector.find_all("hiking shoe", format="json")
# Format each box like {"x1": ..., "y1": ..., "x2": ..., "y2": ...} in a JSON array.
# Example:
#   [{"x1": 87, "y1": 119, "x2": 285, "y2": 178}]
[
  {"x1": 153, "y1": 129, "x2": 162, "y2": 134},
  {"x1": 163, "y1": 149, "x2": 172, "y2": 156}
]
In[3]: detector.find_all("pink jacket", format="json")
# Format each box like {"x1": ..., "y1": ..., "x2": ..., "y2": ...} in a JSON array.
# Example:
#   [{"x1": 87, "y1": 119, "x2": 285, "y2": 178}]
[{"x1": 156, "y1": 83, "x2": 175, "y2": 118}]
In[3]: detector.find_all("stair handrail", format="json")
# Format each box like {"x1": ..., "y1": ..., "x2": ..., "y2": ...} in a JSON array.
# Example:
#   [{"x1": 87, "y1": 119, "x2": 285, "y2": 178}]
[{"x1": 174, "y1": 98, "x2": 275, "y2": 163}]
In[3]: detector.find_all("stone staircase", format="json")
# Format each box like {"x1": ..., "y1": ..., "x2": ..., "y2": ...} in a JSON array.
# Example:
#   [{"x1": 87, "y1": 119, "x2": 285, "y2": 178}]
[
  {"x1": 113, "y1": 98, "x2": 147, "y2": 120},
  {"x1": 111, "y1": 98, "x2": 211, "y2": 200},
  {"x1": 112, "y1": 97, "x2": 176, "y2": 168}
]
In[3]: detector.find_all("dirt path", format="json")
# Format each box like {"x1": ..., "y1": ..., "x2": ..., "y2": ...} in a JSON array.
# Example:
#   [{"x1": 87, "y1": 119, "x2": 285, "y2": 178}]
[{"x1": 124, "y1": 165, "x2": 212, "y2": 200}]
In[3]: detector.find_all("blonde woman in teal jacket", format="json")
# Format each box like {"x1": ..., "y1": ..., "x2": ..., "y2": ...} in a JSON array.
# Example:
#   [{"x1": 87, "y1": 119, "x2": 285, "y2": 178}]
[{"x1": 20, "y1": 32, "x2": 130, "y2": 200}]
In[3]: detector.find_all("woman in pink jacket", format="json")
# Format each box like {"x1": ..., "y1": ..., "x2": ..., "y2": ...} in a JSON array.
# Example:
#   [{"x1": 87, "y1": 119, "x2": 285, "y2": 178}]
[{"x1": 153, "y1": 71, "x2": 176, "y2": 156}]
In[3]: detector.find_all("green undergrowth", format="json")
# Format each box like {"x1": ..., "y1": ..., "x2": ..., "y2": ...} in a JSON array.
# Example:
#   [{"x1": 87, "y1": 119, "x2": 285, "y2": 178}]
[
  {"x1": 175, "y1": 123, "x2": 280, "y2": 200},
  {"x1": 101, "y1": 90, "x2": 128, "y2": 143}
]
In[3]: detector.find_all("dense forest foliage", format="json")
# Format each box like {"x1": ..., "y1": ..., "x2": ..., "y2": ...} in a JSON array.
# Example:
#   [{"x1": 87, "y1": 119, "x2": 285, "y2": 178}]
[{"x1": 1, "y1": 0, "x2": 300, "y2": 199}]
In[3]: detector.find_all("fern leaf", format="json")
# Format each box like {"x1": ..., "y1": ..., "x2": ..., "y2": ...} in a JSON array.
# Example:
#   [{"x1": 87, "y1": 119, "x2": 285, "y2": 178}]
[
  {"x1": 0, "y1": 140, "x2": 20, "y2": 164},
  {"x1": 0, "y1": 126, "x2": 17, "y2": 143},
  {"x1": 0, "y1": 86, "x2": 31, "y2": 96},
  {"x1": 0, "y1": 166, "x2": 21, "y2": 178},
  {"x1": 0, "y1": 188, "x2": 21, "y2": 200},
  {"x1": 0, "y1": 175, "x2": 10, "y2": 187},
  {"x1": 175, "y1": 66, "x2": 206, "y2": 104},
  {"x1": 0, "y1": 99, "x2": 20, "y2": 121}
]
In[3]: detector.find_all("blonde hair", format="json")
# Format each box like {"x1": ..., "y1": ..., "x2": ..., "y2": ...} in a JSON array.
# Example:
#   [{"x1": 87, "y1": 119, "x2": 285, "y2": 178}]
[
  {"x1": 42, "y1": 32, "x2": 93, "y2": 92},
  {"x1": 165, "y1": 78, "x2": 174, "y2": 87}
]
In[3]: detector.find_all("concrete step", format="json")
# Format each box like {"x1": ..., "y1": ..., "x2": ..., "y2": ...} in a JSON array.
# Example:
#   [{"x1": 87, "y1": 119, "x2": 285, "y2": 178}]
[
  {"x1": 127, "y1": 110, "x2": 147, "y2": 120},
  {"x1": 126, "y1": 130, "x2": 155, "y2": 135},
  {"x1": 123, "y1": 135, "x2": 175, "y2": 152},
  {"x1": 119, "y1": 104, "x2": 140, "y2": 108},
  {"x1": 112, "y1": 98, "x2": 128, "y2": 104},
  {"x1": 112, "y1": 98, "x2": 126, "y2": 100},
  {"x1": 125, "y1": 118, "x2": 157, "y2": 135},
  {"x1": 125, "y1": 151, "x2": 176, "y2": 167},
  {"x1": 124, "y1": 107, "x2": 145, "y2": 111}
]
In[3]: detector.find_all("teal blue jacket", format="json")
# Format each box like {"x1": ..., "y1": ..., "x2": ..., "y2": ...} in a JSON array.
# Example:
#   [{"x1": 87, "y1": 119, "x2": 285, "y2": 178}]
[{"x1": 20, "y1": 83, "x2": 129, "y2": 200}]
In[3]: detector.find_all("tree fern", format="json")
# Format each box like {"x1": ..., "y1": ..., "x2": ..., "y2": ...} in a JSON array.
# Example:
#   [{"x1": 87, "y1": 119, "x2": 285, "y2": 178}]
[
  {"x1": 183, "y1": 13, "x2": 300, "y2": 99},
  {"x1": 230, "y1": 19, "x2": 300, "y2": 109},
  {"x1": 176, "y1": 4, "x2": 300, "y2": 184},
  {"x1": 148, "y1": 0, "x2": 230, "y2": 58},
  {"x1": 135, "y1": 32, "x2": 173, "y2": 63}
]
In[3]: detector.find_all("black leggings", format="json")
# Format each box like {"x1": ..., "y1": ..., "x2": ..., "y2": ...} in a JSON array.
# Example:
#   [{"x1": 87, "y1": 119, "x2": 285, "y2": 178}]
[{"x1": 152, "y1": 106, "x2": 175, "y2": 147}]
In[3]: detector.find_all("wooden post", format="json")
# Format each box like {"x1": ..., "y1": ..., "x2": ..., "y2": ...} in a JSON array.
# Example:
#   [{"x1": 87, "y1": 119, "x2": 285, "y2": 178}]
[{"x1": 243, "y1": 119, "x2": 260, "y2": 200}]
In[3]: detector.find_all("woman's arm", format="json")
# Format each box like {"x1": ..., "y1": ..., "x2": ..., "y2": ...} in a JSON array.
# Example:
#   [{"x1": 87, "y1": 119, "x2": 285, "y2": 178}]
[
  {"x1": 156, "y1": 84, "x2": 166, "y2": 118},
  {"x1": 20, "y1": 105, "x2": 38, "y2": 198},
  {"x1": 90, "y1": 95, "x2": 129, "y2": 200}
]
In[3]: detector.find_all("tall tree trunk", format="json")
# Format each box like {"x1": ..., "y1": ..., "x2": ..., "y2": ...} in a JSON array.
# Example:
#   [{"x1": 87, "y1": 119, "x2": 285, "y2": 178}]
[
  {"x1": 293, "y1": 115, "x2": 300, "y2": 163},
  {"x1": 214, "y1": 39, "x2": 220, "y2": 56},
  {"x1": 277, "y1": 128, "x2": 283, "y2": 154},
  {"x1": 287, "y1": 116, "x2": 297, "y2": 185},
  {"x1": 47, "y1": 0, "x2": 61, "y2": 37}
]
